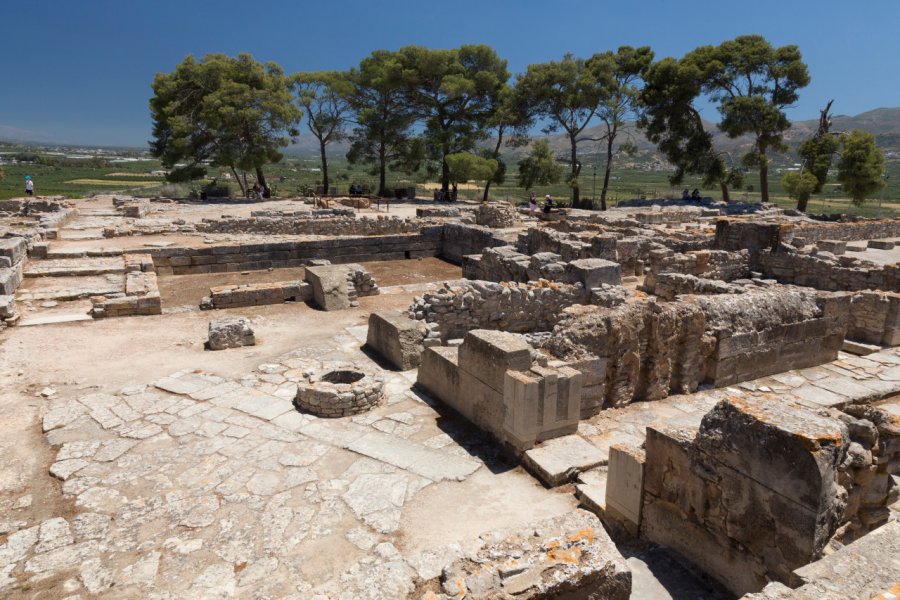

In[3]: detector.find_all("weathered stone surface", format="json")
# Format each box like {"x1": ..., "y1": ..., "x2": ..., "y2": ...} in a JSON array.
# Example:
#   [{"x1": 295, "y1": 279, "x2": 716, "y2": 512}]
[
  {"x1": 366, "y1": 311, "x2": 427, "y2": 370},
  {"x1": 207, "y1": 316, "x2": 256, "y2": 350},
  {"x1": 522, "y1": 434, "x2": 606, "y2": 487},
  {"x1": 304, "y1": 265, "x2": 350, "y2": 311},
  {"x1": 438, "y1": 509, "x2": 631, "y2": 599}
]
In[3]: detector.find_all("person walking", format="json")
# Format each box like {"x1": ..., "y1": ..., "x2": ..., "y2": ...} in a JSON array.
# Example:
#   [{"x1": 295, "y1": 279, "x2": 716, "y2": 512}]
[
  {"x1": 529, "y1": 192, "x2": 537, "y2": 218},
  {"x1": 25, "y1": 176, "x2": 34, "y2": 196}
]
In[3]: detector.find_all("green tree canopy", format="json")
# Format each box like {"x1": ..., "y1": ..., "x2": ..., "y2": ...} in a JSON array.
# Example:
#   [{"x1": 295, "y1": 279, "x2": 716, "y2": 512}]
[
  {"x1": 837, "y1": 129, "x2": 886, "y2": 206},
  {"x1": 345, "y1": 50, "x2": 422, "y2": 197},
  {"x1": 292, "y1": 71, "x2": 354, "y2": 195},
  {"x1": 781, "y1": 170, "x2": 819, "y2": 209},
  {"x1": 398, "y1": 45, "x2": 509, "y2": 194},
  {"x1": 518, "y1": 139, "x2": 563, "y2": 190},
  {"x1": 691, "y1": 35, "x2": 810, "y2": 203},
  {"x1": 589, "y1": 46, "x2": 654, "y2": 209},
  {"x1": 518, "y1": 53, "x2": 612, "y2": 206},
  {"x1": 149, "y1": 53, "x2": 300, "y2": 196},
  {"x1": 445, "y1": 152, "x2": 498, "y2": 190},
  {"x1": 639, "y1": 57, "x2": 742, "y2": 202}
]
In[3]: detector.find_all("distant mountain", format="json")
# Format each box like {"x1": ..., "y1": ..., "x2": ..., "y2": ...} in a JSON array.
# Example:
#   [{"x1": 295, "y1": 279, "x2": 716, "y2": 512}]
[{"x1": 502, "y1": 107, "x2": 900, "y2": 165}]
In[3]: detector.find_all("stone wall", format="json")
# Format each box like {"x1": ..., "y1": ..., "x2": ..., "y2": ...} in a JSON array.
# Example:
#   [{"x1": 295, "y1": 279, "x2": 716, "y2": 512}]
[
  {"x1": 0, "y1": 238, "x2": 27, "y2": 325},
  {"x1": 644, "y1": 249, "x2": 751, "y2": 293},
  {"x1": 437, "y1": 223, "x2": 509, "y2": 264},
  {"x1": 474, "y1": 202, "x2": 520, "y2": 228},
  {"x1": 408, "y1": 279, "x2": 590, "y2": 341},
  {"x1": 758, "y1": 247, "x2": 900, "y2": 292},
  {"x1": 791, "y1": 218, "x2": 900, "y2": 244},
  {"x1": 847, "y1": 290, "x2": 900, "y2": 345},
  {"x1": 640, "y1": 396, "x2": 849, "y2": 595},
  {"x1": 714, "y1": 219, "x2": 785, "y2": 251},
  {"x1": 195, "y1": 214, "x2": 421, "y2": 236},
  {"x1": 89, "y1": 255, "x2": 161, "y2": 319},
  {"x1": 150, "y1": 232, "x2": 441, "y2": 275},
  {"x1": 200, "y1": 281, "x2": 312, "y2": 310},
  {"x1": 463, "y1": 247, "x2": 622, "y2": 292},
  {"x1": 634, "y1": 395, "x2": 900, "y2": 595},
  {"x1": 651, "y1": 273, "x2": 748, "y2": 300},
  {"x1": 544, "y1": 288, "x2": 848, "y2": 416}
]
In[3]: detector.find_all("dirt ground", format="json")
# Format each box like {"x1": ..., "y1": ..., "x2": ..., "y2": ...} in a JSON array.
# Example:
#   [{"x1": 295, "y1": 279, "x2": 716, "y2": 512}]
[{"x1": 156, "y1": 258, "x2": 460, "y2": 309}]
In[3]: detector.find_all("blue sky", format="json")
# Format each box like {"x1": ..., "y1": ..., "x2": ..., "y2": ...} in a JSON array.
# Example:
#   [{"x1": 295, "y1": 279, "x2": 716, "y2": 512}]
[{"x1": 2, "y1": 0, "x2": 899, "y2": 147}]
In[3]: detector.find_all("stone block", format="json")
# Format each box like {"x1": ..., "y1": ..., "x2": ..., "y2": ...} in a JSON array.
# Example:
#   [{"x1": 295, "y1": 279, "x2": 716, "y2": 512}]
[
  {"x1": 817, "y1": 239, "x2": 846, "y2": 255},
  {"x1": 365, "y1": 311, "x2": 427, "y2": 370},
  {"x1": 0, "y1": 294, "x2": 16, "y2": 319},
  {"x1": 567, "y1": 258, "x2": 622, "y2": 288},
  {"x1": 604, "y1": 443, "x2": 645, "y2": 535},
  {"x1": 0, "y1": 237, "x2": 26, "y2": 265},
  {"x1": 417, "y1": 346, "x2": 460, "y2": 409},
  {"x1": 868, "y1": 239, "x2": 895, "y2": 250},
  {"x1": 304, "y1": 265, "x2": 350, "y2": 311},
  {"x1": 522, "y1": 435, "x2": 607, "y2": 487},
  {"x1": 208, "y1": 317, "x2": 256, "y2": 351},
  {"x1": 457, "y1": 329, "x2": 533, "y2": 392}
]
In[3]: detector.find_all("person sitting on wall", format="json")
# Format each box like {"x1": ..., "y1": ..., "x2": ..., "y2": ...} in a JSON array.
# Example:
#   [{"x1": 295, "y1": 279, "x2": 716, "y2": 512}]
[
  {"x1": 682, "y1": 188, "x2": 690, "y2": 200},
  {"x1": 542, "y1": 194, "x2": 553, "y2": 219},
  {"x1": 691, "y1": 188, "x2": 701, "y2": 200}
]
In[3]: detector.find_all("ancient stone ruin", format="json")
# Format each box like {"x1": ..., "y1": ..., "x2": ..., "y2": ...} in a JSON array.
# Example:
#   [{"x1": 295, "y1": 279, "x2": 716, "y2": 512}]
[{"x1": 2, "y1": 192, "x2": 899, "y2": 598}]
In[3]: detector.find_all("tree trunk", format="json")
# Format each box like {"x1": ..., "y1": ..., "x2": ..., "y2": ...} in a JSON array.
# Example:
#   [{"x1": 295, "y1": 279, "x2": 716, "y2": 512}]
[
  {"x1": 255, "y1": 167, "x2": 267, "y2": 193},
  {"x1": 759, "y1": 149, "x2": 769, "y2": 203},
  {"x1": 720, "y1": 181, "x2": 731, "y2": 203},
  {"x1": 483, "y1": 131, "x2": 504, "y2": 203},
  {"x1": 319, "y1": 139, "x2": 330, "y2": 195},
  {"x1": 797, "y1": 193, "x2": 810, "y2": 213},
  {"x1": 378, "y1": 142, "x2": 387, "y2": 197},
  {"x1": 441, "y1": 157, "x2": 450, "y2": 194},
  {"x1": 230, "y1": 166, "x2": 246, "y2": 196},
  {"x1": 600, "y1": 137, "x2": 615, "y2": 211},
  {"x1": 570, "y1": 136, "x2": 580, "y2": 206}
]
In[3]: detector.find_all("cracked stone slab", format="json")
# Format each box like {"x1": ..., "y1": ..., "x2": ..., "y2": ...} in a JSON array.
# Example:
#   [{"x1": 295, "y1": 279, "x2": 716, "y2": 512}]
[
  {"x1": 522, "y1": 435, "x2": 607, "y2": 487},
  {"x1": 345, "y1": 431, "x2": 481, "y2": 482}
]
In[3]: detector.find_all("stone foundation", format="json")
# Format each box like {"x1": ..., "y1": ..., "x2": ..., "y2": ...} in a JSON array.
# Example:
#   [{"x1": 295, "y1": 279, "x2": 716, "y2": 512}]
[
  {"x1": 200, "y1": 281, "x2": 312, "y2": 310},
  {"x1": 474, "y1": 202, "x2": 520, "y2": 228},
  {"x1": 416, "y1": 330, "x2": 581, "y2": 450},
  {"x1": 545, "y1": 288, "x2": 849, "y2": 416},
  {"x1": 848, "y1": 290, "x2": 900, "y2": 345},
  {"x1": 409, "y1": 279, "x2": 590, "y2": 342}
]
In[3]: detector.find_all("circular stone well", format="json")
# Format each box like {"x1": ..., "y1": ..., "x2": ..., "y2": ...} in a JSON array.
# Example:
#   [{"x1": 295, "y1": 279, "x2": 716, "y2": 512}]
[{"x1": 294, "y1": 364, "x2": 384, "y2": 418}]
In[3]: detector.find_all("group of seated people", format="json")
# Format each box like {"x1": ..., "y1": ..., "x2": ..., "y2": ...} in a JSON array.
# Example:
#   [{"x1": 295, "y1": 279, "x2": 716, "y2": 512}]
[{"x1": 682, "y1": 188, "x2": 703, "y2": 200}]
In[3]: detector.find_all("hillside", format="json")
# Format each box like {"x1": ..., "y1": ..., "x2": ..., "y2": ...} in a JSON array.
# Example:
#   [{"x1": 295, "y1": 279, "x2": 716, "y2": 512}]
[{"x1": 282, "y1": 106, "x2": 900, "y2": 164}]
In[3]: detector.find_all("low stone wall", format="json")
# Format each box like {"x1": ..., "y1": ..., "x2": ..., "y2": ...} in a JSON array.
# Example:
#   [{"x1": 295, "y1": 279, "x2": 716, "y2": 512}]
[
  {"x1": 464, "y1": 246, "x2": 621, "y2": 289},
  {"x1": 545, "y1": 288, "x2": 848, "y2": 416},
  {"x1": 848, "y1": 290, "x2": 900, "y2": 345},
  {"x1": 792, "y1": 218, "x2": 900, "y2": 244},
  {"x1": 409, "y1": 279, "x2": 590, "y2": 341},
  {"x1": 0, "y1": 198, "x2": 70, "y2": 213},
  {"x1": 644, "y1": 249, "x2": 751, "y2": 292},
  {"x1": 90, "y1": 272, "x2": 161, "y2": 318},
  {"x1": 195, "y1": 214, "x2": 420, "y2": 236},
  {"x1": 474, "y1": 202, "x2": 520, "y2": 228},
  {"x1": 438, "y1": 223, "x2": 508, "y2": 264},
  {"x1": 150, "y1": 232, "x2": 441, "y2": 275},
  {"x1": 200, "y1": 281, "x2": 312, "y2": 310},
  {"x1": 758, "y1": 247, "x2": 900, "y2": 292},
  {"x1": 249, "y1": 208, "x2": 355, "y2": 218}
]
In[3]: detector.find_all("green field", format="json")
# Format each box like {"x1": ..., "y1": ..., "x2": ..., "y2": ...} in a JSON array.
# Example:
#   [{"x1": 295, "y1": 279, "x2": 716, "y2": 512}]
[{"x1": 2, "y1": 148, "x2": 898, "y2": 219}]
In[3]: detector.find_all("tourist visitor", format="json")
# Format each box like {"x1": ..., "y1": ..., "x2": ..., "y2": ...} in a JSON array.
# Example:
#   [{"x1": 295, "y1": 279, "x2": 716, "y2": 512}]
[
  {"x1": 691, "y1": 188, "x2": 701, "y2": 200},
  {"x1": 682, "y1": 189, "x2": 690, "y2": 200},
  {"x1": 529, "y1": 192, "x2": 537, "y2": 218},
  {"x1": 542, "y1": 194, "x2": 553, "y2": 219},
  {"x1": 25, "y1": 176, "x2": 34, "y2": 196}
]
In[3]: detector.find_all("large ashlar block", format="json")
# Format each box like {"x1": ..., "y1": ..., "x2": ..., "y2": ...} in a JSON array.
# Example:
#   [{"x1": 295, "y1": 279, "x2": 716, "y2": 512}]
[
  {"x1": 457, "y1": 329, "x2": 533, "y2": 392},
  {"x1": 567, "y1": 258, "x2": 622, "y2": 288},
  {"x1": 640, "y1": 396, "x2": 851, "y2": 596},
  {"x1": 417, "y1": 330, "x2": 582, "y2": 451},
  {"x1": 365, "y1": 311, "x2": 427, "y2": 370},
  {"x1": 304, "y1": 265, "x2": 350, "y2": 311},
  {"x1": 605, "y1": 443, "x2": 646, "y2": 535}
]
